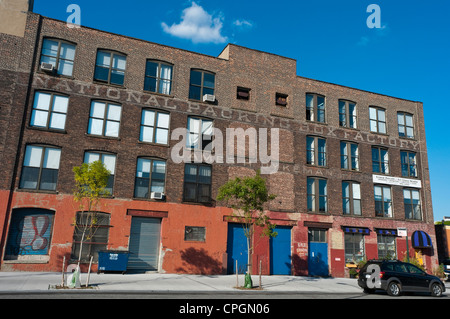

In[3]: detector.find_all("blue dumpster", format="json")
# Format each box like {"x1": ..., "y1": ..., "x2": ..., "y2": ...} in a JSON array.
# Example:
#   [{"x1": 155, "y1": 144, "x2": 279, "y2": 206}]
[{"x1": 98, "y1": 250, "x2": 129, "y2": 274}]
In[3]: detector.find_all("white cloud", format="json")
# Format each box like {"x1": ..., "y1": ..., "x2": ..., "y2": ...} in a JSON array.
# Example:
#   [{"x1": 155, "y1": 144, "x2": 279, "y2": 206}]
[
  {"x1": 357, "y1": 36, "x2": 370, "y2": 46},
  {"x1": 161, "y1": 2, "x2": 227, "y2": 44},
  {"x1": 233, "y1": 19, "x2": 253, "y2": 28},
  {"x1": 357, "y1": 24, "x2": 389, "y2": 46}
]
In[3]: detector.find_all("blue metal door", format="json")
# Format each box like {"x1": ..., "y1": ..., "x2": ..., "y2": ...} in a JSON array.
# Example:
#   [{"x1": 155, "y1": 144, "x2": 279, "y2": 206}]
[
  {"x1": 270, "y1": 226, "x2": 291, "y2": 275},
  {"x1": 308, "y1": 242, "x2": 329, "y2": 276},
  {"x1": 227, "y1": 223, "x2": 248, "y2": 274}
]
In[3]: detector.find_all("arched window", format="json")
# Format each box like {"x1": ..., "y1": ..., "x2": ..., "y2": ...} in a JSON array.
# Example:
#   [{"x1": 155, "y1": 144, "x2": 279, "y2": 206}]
[
  {"x1": 71, "y1": 212, "x2": 111, "y2": 263},
  {"x1": 5, "y1": 208, "x2": 55, "y2": 260},
  {"x1": 342, "y1": 181, "x2": 361, "y2": 216},
  {"x1": 144, "y1": 60, "x2": 173, "y2": 95},
  {"x1": 19, "y1": 144, "x2": 61, "y2": 191},
  {"x1": 189, "y1": 69, "x2": 215, "y2": 101},
  {"x1": 94, "y1": 50, "x2": 126, "y2": 85},
  {"x1": 134, "y1": 158, "x2": 167, "y2": 199},
  {"x1": 40, "y1": 38, "x2": 76, "y2": 76}
]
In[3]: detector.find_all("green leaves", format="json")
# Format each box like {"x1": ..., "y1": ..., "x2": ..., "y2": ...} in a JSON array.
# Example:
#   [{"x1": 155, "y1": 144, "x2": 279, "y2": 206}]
[
  {"x1": 217, "y1": 171, "x2": 277, "y2": 239},
  {"x1": 73, "y1": 160, "x2": 111, "y2": 203},
  {"x1": 217, "y1": 171, "x2": 276, "y2": 214}
]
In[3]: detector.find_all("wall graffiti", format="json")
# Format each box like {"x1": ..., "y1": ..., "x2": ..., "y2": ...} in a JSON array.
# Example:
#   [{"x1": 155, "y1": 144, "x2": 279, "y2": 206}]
[{"x1": 5, "y1": 209, "x2": 54, "y2": 257}]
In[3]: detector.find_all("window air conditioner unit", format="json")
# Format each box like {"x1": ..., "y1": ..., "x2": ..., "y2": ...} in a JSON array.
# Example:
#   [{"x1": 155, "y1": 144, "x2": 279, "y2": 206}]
[
  {"x1": 151, "y1": 192, "x2": 164, "y2": 200},
  {"x1": 40, "y1": 62, "x2": 54, "y2": 72},
  {"x1": 203, "y1": 94, "x2": 215, "y2": 103}
]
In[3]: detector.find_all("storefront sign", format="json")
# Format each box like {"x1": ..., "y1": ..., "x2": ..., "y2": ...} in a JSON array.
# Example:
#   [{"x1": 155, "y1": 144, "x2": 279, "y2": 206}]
[
  {"x1": 397, "y1": 227, "x2": 407, "y2": 237},
  {"x1": 373, "y1": 175, "x2": 422, "y2": 188}
]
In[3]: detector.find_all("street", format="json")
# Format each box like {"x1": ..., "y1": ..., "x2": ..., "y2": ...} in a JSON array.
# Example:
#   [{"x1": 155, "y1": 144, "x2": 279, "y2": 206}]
[{"x1": 0, "y1": 290, "x2": 447, "y2": 299}]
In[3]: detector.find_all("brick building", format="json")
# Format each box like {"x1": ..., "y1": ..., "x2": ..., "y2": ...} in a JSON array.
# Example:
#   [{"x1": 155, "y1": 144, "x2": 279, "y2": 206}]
[{"x1": 0, "y1": 1, "x2": 439, "y2": 277}]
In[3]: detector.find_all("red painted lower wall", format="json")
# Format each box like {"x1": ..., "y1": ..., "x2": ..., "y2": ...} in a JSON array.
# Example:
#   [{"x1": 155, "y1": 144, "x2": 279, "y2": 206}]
[{"x1": 0, "y1": 190, "x2": 440, "y2": 277}]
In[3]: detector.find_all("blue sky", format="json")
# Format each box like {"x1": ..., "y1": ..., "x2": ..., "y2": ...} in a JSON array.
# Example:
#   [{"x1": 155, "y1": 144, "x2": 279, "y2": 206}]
[{"x1": 33, "y1": 0, "x2": 450, "y2": 222}]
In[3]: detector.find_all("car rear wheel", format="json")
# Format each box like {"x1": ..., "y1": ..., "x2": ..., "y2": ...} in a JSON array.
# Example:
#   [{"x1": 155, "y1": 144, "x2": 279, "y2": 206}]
[
  {"x1": 431, "y1": 283, "x2": 443, "y2": 297},
  {"x1": 387, "y1": 282, "x2": 401, "y2": 297}
]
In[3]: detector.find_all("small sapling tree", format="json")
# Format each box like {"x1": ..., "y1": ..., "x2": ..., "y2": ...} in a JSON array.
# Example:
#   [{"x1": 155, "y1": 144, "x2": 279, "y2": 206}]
[{"x1": 216, "y1": 171, "x2": 277, "y2": 288}]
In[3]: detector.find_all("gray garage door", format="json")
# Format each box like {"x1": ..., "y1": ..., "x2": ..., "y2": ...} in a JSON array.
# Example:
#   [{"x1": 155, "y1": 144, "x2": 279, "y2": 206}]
[{"x1": 127, "y1": 217, "x2": 161, "y2": 272}]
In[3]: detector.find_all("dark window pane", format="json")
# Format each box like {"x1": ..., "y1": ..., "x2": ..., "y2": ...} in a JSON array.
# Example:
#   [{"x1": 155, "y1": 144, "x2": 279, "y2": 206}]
[
  {"x1": 144, "y1": 77, "x2": 157, "y2": 92},
  {"x1": 198, "y1": 166, "x2": 211, "y2": 183},
  {"x1": 189, "y1": 86, "x2": 201, "y2": 100},
  {"x1": 197, "y1": 184, "x2": 211, "y2": 203},
  {"x1": 94, "y1": 66, "x2": 109, "y2": 82},
  {"x1": 203, "y1": 73, "x2": 215, "y2": 88},
  {"x1": 39, "y1": 168, "x2": 58, "y2": 191},
  {"x1": 185, "y1": 164, "x2": 198, "y2": 183},
  {"x1": 145, "y1": 61, "x2": 158, "y2": 77},
  {"x1": 190, "y1": 70, "x2": 202, "y2": 86},
  {"x1": 104, "y1": 175, "x2": 114, "y2": 195},
  {"x1": 134, "y1": 177, "x2": 150, "y2": 198},
  {"x1": 19, "y1": 167, "x2": 40, "y2": 189},
  {"x1": 203, "y1": 87, "x2": 214, "y2": 96},
  {"x1": 110, "y1": 70, "x2": 124, "y2": 85},
  {"x1": 184, "y1": 183, "x2": 197, "y2": 201}
]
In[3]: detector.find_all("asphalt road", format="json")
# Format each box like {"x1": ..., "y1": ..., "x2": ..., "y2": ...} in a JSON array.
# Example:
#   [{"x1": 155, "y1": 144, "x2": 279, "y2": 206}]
[{"x1": 0, "y1": 290, "x2": 447, "y2": 299}]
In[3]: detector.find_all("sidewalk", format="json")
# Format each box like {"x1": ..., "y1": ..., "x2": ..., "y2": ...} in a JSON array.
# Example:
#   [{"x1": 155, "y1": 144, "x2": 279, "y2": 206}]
[{"x1": 0, "y1": 272, "x2": 363, "y2": 294}]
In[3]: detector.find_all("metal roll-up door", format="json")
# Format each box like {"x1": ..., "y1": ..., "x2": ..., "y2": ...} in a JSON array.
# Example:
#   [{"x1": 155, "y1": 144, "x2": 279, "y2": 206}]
[{"x1": 127, "y1": 217, "x2": 161, "y2": 272}]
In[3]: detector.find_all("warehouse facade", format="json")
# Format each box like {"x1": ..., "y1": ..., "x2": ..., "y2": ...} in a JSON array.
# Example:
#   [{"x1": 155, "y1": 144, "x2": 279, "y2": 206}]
[{"x1": 0, "y1": 1, "x2": 438, "y2": 277}]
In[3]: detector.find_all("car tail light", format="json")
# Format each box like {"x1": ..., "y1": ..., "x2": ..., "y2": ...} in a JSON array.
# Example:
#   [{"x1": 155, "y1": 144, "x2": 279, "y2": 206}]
[{"x1": 379, "y1": 271, "x2": 385, "y2": 279}]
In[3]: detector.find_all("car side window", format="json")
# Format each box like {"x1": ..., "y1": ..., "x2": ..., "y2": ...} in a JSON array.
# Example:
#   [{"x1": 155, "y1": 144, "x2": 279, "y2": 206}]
[
  {"x1": 394, "y1": 264, "x2": 407, "y2": 272},
  {"x1": 407, "y1": 264, "x2": 424, "y2": 274},
  {"x1": 384, "y1": 264, "x2": 394, "y2": 271}
]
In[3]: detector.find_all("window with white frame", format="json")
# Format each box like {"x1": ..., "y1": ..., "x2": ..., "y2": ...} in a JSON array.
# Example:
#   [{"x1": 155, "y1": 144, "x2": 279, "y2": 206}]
[
  {"x1": 374, "y1": 185, "x2": 392, "y2": 218},
  {"x1": 372, "y1": 146, "x2": 389, "y2": 174},
  {"x1": 404, "y1": 188, "x2": 421, "y2": 220},
  {"x1": 40, "y1": 38, "x2": 76, "y2": 76},
  {"x1": 189, "y1": 70, "x2": 215, "y2": 101},
  {"x1": 140, "y1": 109, "x2": 170, "y2": 144},
  {"x1": 307, "y1": 177, "x2": 327, "y2": 213},
  {"x1": 306, "y1": 136, "x2": 326, "y2": 167},
  {"x1": 339, "y1": 100, "x2": 357, "y2": 128},
  {"x1": 306, "y1": 93, "x2": 326, "y2": 123},
  {"x1": 30, "y1": 92, "x2": 69, "y2": 130},
  {"x1": 94, "y1": 50, "x2": 126, "y2": 86},
  {"x1": 401, "y1": 151, "x2": 417, "y2": 178},
  {"x1": 369, "y1": 106, "x2": 386, "y2": 134},
  {"x1": 340, "y1": 141, "x2": 359, "y2": 171},
  {"x1": 134, "y1": 158, "x2": 166, "y2": 199},
  {"x1": 187, "y1": 116, "x2": 213, "y2": 150},
  {"x1": 342, "y1": 181, "x2": 361, "y2": 216},
  {"x1": 19, "y1": 145, "x2": 61, "y2": 191},
  {"x1": 144, "y1": 60, "x2": 173, "y2": 95},
  {"x1": 397, "y1": 112, "x2": 414, "y2": 139},
  {"x1": 84, "y1": 152, "x2": 116, "y2": 194},
  {"x1": 88, "y1": 101, "x2": 122, "y2": 138}
]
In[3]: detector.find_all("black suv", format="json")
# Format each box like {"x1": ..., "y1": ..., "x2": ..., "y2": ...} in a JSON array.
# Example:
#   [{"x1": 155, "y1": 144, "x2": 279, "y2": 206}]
[{"x1": 358, "y1": 260, "x2": 446, "y2": 297}]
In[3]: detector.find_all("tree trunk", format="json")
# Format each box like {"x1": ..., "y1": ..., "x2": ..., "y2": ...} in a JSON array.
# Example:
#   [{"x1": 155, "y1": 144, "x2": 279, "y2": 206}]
[{"x1": 247, "y1": 237, "x2": 252, "y2": 275}]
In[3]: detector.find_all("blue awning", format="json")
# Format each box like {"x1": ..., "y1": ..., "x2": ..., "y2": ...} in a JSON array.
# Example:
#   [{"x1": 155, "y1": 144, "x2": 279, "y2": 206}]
[
  {"x1": 375, "y1": 228, "x2": 397, "y2": 236},
  {"x1": 411, "y1": 230, "x2": 433, "y2": 249},
  {"x1": 342, "y1": 226, "x2": 370, "y2": 235}
]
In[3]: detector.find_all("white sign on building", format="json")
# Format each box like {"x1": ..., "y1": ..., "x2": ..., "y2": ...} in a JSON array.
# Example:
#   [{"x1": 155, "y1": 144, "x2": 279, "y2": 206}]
[{"x1": 372, "y1": 175, "x2": 422, "y2": 189}]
